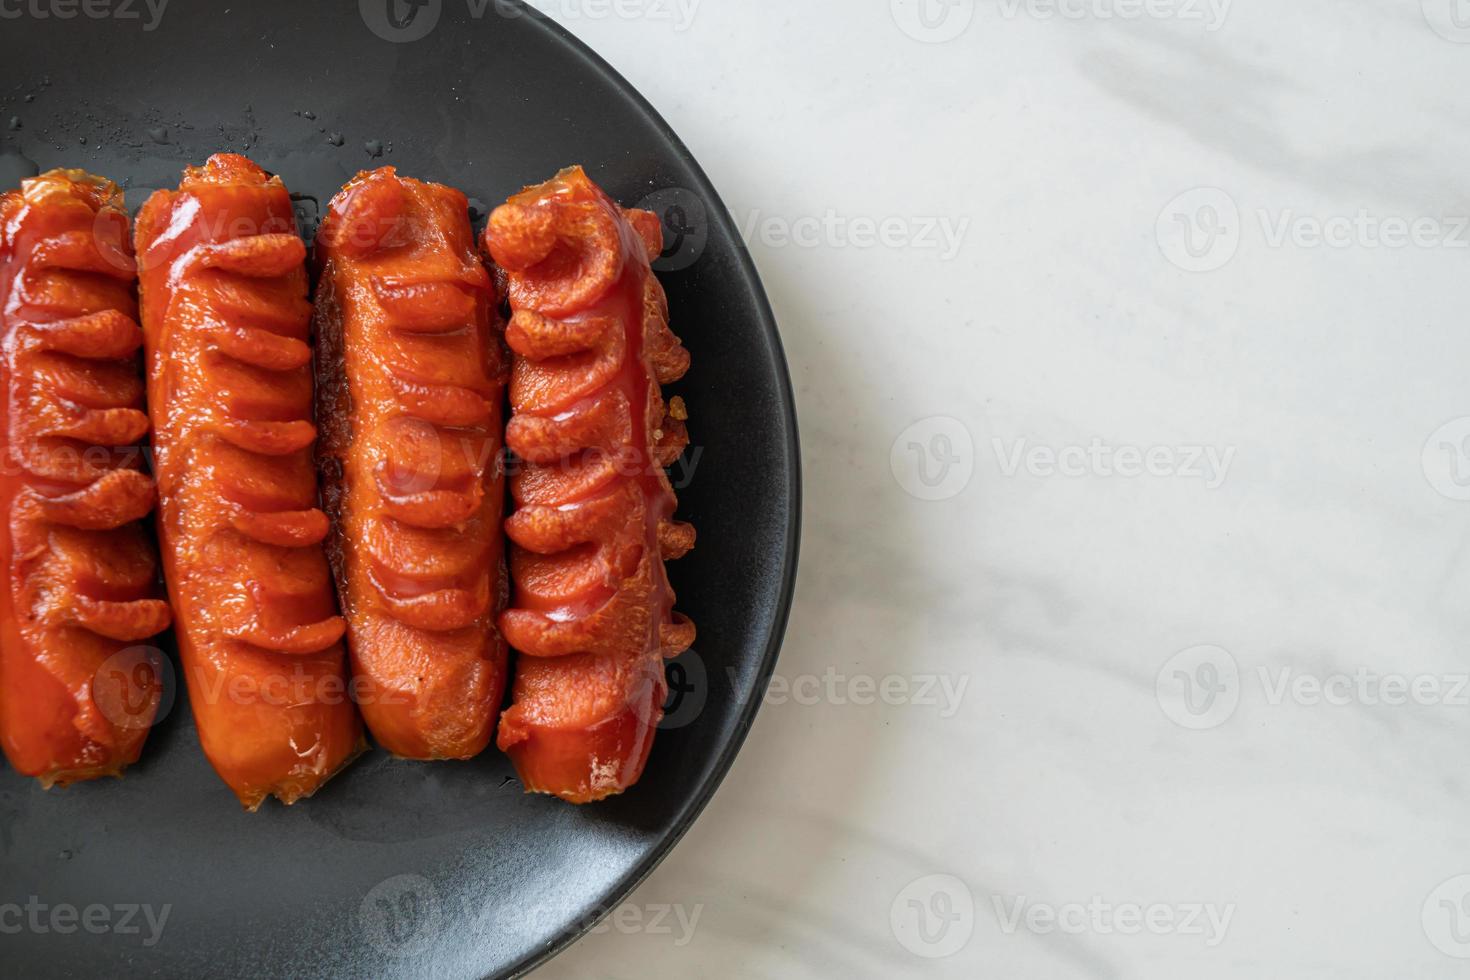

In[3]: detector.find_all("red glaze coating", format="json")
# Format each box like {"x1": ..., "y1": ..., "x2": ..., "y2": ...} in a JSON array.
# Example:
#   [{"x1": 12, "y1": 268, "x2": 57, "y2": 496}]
[
  {"x1": 135, "y1": 154, "x2": 362, "y2": 809},
  {"x1": 0, "y1": 170, "x2": 171, "y2": 787},
  {"x1": 314, "y1": 167, "x2": 508, "y2": 759},
  {"x1": 485, "y1": 166, "x2": 695, "y2": 803}
]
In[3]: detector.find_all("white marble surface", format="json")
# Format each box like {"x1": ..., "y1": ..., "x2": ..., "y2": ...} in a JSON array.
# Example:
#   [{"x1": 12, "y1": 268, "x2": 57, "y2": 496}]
[{"x1": 536, "y1": 2, "x2": 1470, "y2": 976}]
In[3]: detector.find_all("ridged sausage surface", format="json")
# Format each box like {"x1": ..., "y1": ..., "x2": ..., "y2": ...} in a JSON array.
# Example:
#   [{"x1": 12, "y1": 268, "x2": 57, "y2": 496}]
[
  {"x1": 314, "y1": 167, "x2": 508, "y2": 759},
  {"x1": 485, "y1": 166, "x2": 695, "y2": 803},
  {"x1": 0, "y1": 169, "x2": 171, "y2": 786},
  {"x1": 135, "y1": 154, "x2": 362, "y2": 809}
]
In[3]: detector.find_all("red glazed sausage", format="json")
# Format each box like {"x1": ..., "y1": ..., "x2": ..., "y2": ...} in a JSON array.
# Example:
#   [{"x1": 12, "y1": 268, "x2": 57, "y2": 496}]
[
  {"x1": 485, "y1": 166, "x2": 696, "y2": 803},
  {"x1": 135, "y1": 154, "x2": 363, "y2": 809},
  {"x1": 0, "y1": 169, "x2": 171, "y2": 786},
  {"x1": 314, "y1": 167, "x2": 508, "y2": 759}
]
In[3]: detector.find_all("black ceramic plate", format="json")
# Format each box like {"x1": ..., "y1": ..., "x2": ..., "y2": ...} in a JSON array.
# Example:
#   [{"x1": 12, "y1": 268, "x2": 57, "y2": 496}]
[{"x1": 0, "y1": 2, "x2": 799, "y2": 976}]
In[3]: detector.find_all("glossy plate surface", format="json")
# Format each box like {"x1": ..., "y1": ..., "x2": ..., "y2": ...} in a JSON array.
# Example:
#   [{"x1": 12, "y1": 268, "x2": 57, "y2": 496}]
[{"x1": 0, "y1": 2, "x2": 799, "y2": 976}]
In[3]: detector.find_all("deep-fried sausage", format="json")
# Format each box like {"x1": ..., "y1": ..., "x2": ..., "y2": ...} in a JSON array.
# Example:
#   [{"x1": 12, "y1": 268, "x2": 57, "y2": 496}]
[
  {"x1": 485, "y1": 166, "x2": 695, "y2": 803},
  {"x1": 314, "y1": 167, "x2": 508, "y2": 759},
  {"x1": 0, "y1": 169, "x2": 171, "y2": 786},
  {"x1": 135, "y1": 154, "x2": 362, "y2": 809}
]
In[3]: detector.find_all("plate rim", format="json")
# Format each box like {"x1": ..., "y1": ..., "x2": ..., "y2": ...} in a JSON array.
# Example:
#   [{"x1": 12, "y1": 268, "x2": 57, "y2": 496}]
[{"x1": 494, "y1": 5, "x2": 802, "y2": 978}]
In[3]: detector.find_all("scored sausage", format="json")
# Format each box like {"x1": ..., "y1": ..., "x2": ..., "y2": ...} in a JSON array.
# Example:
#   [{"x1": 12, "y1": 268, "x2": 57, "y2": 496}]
[
  {"x1": 485, "y1": 166, "x2": 696, "y2": 803},
  {"x1": 314, "y1": 167, "x2": 508, "y2": 759},
  {"x1": 136, "y1": 154, "x2": 362, "y2": 809},
  {"x1": 0, "y1": 169, "x2": 171, "y2": 786}
]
